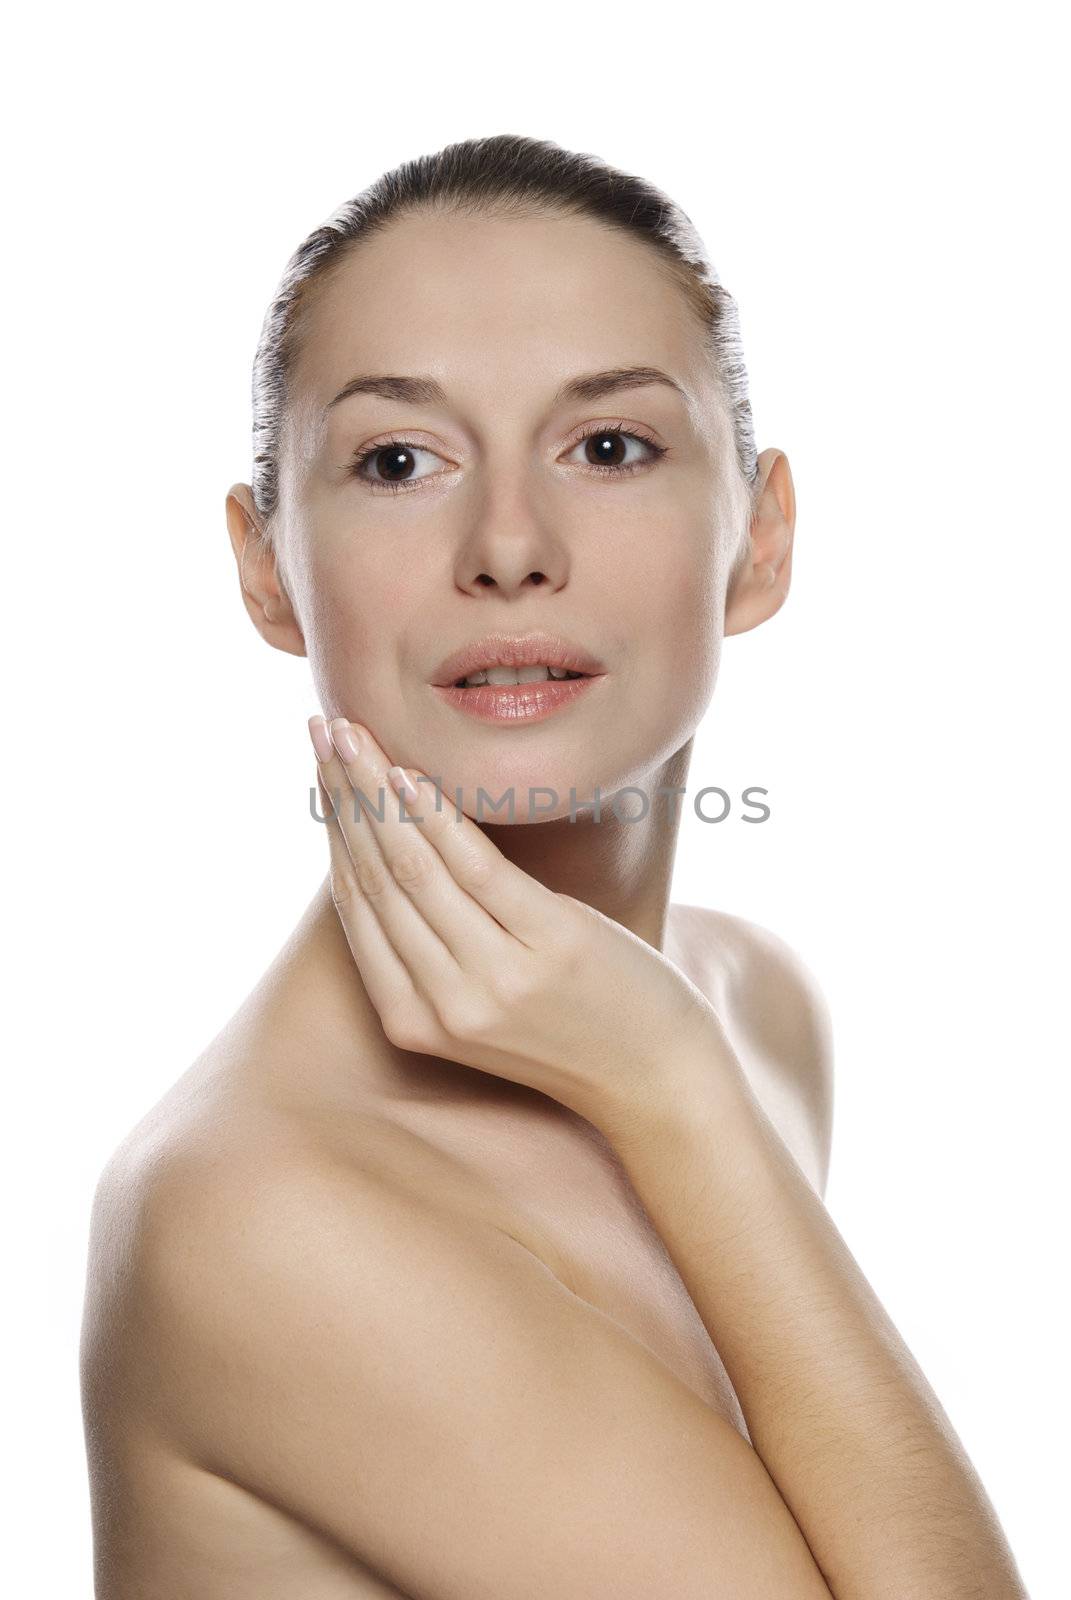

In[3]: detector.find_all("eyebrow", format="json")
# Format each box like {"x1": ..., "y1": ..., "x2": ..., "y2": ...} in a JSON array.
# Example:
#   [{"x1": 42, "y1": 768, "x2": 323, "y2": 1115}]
[{"x1": 322, "y1": 364, "x2": 690, "y2": 417}]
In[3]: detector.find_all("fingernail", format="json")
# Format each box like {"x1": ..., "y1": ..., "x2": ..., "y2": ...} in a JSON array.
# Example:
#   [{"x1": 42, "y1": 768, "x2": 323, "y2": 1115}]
[
  {"x1": 330, "y1": 718, "x2": 362, "y2": 762},
  {"x1": 387, "y1": 765, "x2": 419, "y2": 803},
  {"x1": 308, "y1": 714, "x2": 334, "y2": 763}
]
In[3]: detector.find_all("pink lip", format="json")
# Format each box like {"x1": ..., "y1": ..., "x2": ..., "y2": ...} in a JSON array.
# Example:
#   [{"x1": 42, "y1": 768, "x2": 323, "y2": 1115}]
[
  {"x1": 430, "y1": 629, "x2": 606, "y2": 688},
  {"x1": 431, "y1": 674, "x2": 606, "y2": 725}
]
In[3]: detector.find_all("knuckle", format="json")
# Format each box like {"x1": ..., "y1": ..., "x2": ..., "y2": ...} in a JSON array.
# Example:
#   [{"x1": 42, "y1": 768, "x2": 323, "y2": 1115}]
[
  {"x1": 485, "y1": 965, "x2": 534, "y2": 1011},
  {"x1": 380, "y1": 1004, "x2": 430, "y2": 1053},
  {"x1": 390, "y1": 850, "x2": 432, "y2": 891},
  {"x1": 355, "y1": 855, "x2": 390, "y2": 899},
  {"x1": 330, "y1": 872, "x2": 354, "y2": 912},
  {"x1": 453, "y1": 851, "x2": 494, "y2": 896},
  {"x1": 438, "y1": 987, "x2": 499, "y2": 1042}
]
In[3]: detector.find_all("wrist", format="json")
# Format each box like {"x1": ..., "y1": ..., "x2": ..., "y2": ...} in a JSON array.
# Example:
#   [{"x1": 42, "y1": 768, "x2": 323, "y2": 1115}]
[{"x1": 588, "y1": 1014, "x2": 757, "y2": 1153}]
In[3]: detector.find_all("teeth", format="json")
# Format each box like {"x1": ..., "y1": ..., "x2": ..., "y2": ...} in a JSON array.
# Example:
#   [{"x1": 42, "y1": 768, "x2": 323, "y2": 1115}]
[{"x1": 458, "y1": 664, "x2": 581, "y2": 687}]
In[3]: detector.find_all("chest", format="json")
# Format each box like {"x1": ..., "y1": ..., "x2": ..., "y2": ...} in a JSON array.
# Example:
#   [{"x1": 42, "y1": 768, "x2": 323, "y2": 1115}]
[
  {"x1": 490, "y1": 1119, "x2": 754, "y2": 1436},
  {"x1": 371, "y1": 1051, "x2": 821, "y2": 1442}
]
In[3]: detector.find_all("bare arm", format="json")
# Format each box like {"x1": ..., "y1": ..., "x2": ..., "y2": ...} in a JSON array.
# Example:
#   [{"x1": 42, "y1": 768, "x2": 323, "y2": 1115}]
[{"x1": 588, "y1": 1037, "x2": 1029, "y2": 1600}]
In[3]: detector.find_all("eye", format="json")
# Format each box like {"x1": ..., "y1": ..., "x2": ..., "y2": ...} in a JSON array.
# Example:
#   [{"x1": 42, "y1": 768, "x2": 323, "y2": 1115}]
[
  {"x1": 561, "y1": 423, "x2": 667, "y2": 479},
  {"x1": 348, "y1": 439, "x2": 451, "y2": 496},
  {"x1": 347, "y1": 421, "x2": 668, "y2": 497}
]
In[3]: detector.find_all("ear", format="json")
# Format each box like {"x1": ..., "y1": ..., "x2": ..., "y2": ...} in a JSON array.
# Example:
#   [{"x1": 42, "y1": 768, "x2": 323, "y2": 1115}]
[
  {"x1": 724, "y1": 448, "x2": 796, "y2": 637},
  {"x1": 225, "y1": 484, "x2": 306, "y2": 658}
]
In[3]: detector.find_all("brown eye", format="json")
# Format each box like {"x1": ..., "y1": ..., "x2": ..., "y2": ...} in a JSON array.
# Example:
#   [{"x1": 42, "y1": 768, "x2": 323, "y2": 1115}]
[
  {"x1": 348, "y1": 440, "x2": 450, "y2": 495},
  {"x1": 564, "y1": 426, "x2": 667, "y2": 477},
  {"x1": 368, "y1": 445, "x2": 418, "y2": 483},
  {"x1": 583, "y1": 431, "x2": 629, "y2": 467}
]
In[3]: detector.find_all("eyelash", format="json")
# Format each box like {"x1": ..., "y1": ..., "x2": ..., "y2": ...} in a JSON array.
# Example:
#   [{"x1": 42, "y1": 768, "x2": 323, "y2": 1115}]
[{"x1": 347, "y1": 421, "x2": 669, "y2": 496}]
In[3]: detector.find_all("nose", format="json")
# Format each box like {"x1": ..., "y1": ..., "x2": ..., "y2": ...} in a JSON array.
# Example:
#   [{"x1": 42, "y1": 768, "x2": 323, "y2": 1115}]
[{"x1": 452, "y1": 478, "x2": 569, "y2": 599}]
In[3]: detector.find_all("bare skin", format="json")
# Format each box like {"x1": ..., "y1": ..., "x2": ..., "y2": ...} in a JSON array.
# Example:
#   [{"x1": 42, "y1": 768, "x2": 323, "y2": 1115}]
[
  {"x1": 81, "y1": 881, "x2": 832, "y2": 1599},
  {"x1": 82, "y1": 207, "x2": 1024, "y2": 1597}
]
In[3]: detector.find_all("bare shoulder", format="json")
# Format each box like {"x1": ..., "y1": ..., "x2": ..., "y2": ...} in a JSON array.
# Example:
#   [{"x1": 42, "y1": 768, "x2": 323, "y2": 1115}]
[
  {"x1": 671, "y1": 903, "x2": 835, "y2": 1189},
  {"x1": 82, "y1": 1099, "x2": 833, "y2": 1600},
  {"x1": 80, "y1": 1106, "x2": 397, "y2": 1503}
]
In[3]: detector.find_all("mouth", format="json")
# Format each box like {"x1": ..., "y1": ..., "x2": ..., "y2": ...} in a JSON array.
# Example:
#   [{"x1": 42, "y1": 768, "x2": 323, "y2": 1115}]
[
  {"x1": 430, "y1": 630, "x2": 606, "y2": 689},
  {"x1": 449, "y1": 665, "x2": 592, "y2": 689},
  {"x1": 428, "y1": 632, "x2": 608, "y2": 726},
  {"x1": 430, "y1": 670, "x2": 605, "y2": 726}
]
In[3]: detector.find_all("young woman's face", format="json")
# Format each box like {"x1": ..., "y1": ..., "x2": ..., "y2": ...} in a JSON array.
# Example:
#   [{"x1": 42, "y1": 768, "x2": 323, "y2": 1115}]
[{"x1": 278, "y1": 208, "x2": 747, "y2": 820}]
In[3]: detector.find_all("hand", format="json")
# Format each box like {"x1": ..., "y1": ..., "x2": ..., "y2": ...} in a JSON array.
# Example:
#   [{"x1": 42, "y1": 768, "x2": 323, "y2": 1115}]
[{"x1": 308, "y1": 714, "x2": 728, "y2": 1125}]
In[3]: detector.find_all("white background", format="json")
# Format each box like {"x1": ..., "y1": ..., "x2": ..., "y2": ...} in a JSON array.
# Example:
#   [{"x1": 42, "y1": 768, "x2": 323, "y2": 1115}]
[{"x1": 5, "y1": 3, "x2": 1066, "y2": 1594}]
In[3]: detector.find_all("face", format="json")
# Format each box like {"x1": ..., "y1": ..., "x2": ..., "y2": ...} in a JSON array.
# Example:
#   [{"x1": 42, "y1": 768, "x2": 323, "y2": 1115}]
[{"x1": 250, "y1": 210, "x2": 756, "y2": 822}]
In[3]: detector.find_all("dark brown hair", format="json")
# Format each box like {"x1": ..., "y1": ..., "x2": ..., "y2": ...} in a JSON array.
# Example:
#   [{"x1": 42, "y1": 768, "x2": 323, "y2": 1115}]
[{"x1": 249, "y1": 132, "x2": 759, "y2": 540}]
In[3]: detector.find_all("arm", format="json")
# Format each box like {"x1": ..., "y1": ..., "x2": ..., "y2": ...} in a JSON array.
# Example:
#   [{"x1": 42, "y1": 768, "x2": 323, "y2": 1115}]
[{"x1": 588, "y1": 1039, "x2": 1029, "y2": 1600}]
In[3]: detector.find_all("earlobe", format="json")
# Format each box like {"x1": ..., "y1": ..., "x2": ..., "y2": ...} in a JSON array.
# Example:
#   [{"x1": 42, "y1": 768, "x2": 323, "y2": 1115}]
[
  {"x1": 224, "y1": 484, "x2": 307, "y2": 658},
  {"x1": 723, "y1": 449, "x2": 795, "y2": 638}
]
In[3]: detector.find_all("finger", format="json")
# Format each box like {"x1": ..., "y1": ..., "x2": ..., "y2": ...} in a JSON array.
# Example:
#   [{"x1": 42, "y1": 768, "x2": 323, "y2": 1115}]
[
  {"x1": 316, "y1": 768, "x2": 419, "y2": 1025},
  {"x1": 312, "y1": 720, "x2": 463, "y2": 1002},
  {"x1": 326, "y1": 717, "x2": 522, "y2": 971},
  {"x1": 333, "y1": 718, "x2": 562, "y2": 952}
]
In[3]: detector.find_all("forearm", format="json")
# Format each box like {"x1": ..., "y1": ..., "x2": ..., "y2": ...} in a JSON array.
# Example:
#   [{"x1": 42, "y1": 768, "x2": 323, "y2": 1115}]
[{"x1": 591, "y1": 1046, "x2": 1028, "y2": 1600}]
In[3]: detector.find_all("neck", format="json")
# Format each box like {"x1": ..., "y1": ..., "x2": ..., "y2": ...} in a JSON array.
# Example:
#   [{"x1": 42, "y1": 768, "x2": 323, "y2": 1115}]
[{"x1": 477, "y1": 738, "x2": 692, "y2": 951}]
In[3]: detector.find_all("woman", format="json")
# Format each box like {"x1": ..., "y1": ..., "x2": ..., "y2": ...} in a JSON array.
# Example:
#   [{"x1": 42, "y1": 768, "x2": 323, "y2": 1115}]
[{"x1": 80, "y1": 133, "x2": 1027, "y2": 1597}]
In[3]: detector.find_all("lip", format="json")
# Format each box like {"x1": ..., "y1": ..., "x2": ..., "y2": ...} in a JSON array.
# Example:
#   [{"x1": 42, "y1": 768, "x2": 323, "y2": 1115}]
[
  {"x1": 430, "y1": 630, "x2": 606, "y2": 688},
  {"x1": 431, "y1": 673, "x2": 605, "y2": 725}
]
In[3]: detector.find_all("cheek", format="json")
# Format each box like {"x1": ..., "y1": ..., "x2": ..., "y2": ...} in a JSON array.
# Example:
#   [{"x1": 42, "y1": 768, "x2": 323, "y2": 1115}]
[
  {"x1": 617, "y1": 522, "x2": 724, "y2": 739},
  {"x1": 300, "y1": 541, "x2": 427, "y2": 686},
  {"x1": 616, "y1": 513, "x2": 722, "y2": 651}
]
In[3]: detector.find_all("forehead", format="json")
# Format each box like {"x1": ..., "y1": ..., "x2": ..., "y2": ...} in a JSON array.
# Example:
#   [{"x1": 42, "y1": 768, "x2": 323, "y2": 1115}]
[{"x1": 287, "y1": 209, "x2": 716, "y2": 429}]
